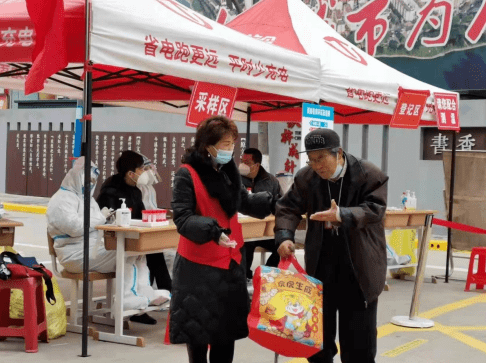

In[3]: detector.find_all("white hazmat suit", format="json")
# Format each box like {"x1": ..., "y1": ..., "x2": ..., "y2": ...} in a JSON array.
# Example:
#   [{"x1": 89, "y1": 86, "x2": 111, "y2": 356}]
[
  {"x1": 46, "y1": 157, "x2": 116, "y2": 274},
  {"x1": 47, "y1": 157, "x2": 169, "y2": 311}
]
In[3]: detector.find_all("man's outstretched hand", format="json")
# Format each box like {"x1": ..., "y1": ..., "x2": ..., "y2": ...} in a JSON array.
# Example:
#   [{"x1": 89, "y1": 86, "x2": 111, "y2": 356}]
[{"x1": 310, "y1": 199, "x2": 339, "y2": 223}]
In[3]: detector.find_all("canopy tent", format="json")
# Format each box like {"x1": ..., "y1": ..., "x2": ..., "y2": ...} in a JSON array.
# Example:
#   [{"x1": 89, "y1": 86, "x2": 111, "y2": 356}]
[
  {"x1": 0, "y1": 0, "x2": 325, "y2": 355},
  {"x1": 0, "y1": 0, "x2": 322, "y2": 121},
  {"x1": 227, "y1": 0, "x2": 459, "y2": 125}
]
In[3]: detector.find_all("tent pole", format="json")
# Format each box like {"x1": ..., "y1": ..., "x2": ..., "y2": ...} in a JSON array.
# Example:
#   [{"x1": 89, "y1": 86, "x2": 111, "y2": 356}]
[
  {"x1": 229, "y1": 0, "x2": 242, "y2": 14},
  {"x1": 361, "y1": 125, "x2": 369, "y2": 159},
  {"x1": 381, "y1": 125, "x2": 389, "y2": 174},
  {"x1": 246, "y1": 106, "x2": 251, "y2": 149},
  {"x1": 445, "y1": 131, "x2": 457, "y2": 283},
  {"x1": 342, "y1": 124, "x2": 349, "y2": 152},
  {"x1": 81, "y1": 0, "x2": 93, "y2": 357}
]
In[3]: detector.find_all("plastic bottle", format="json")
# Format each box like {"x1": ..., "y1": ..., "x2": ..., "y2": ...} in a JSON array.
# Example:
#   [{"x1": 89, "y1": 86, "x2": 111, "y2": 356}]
[
  {"x1": 410, "y1": 192, "x2": 417, "y2": 210},
  {"x1": 401, "y1": 192, "x2": 407, "y2": 210},
  {"x1": 116, "y1": 198, "x2": 131, "y2": 227},
  {"x1": 405, "y1": 190, "x2": 411, "y2": 209}
]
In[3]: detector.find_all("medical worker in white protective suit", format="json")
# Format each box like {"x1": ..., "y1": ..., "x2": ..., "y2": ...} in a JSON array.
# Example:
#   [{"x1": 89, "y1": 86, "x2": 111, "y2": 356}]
[
  {"x1": 47, "y1": 157, "x2": 169, "y2": 311},
  {"x1": 47, "y1": 157, "x2": 116, "y2": 274},
  {"x1": 138, "y1": 155, "x2": 176, "y2": 279}
]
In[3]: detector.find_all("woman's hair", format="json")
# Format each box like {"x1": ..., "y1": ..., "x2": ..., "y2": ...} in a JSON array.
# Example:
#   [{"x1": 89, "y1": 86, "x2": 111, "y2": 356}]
[
  {"x1": 116, "y1": 150, "x2": 144, "y2": 176},
  {"x1": 182, "y1": 116, "x2": 238, "y2": 162}
]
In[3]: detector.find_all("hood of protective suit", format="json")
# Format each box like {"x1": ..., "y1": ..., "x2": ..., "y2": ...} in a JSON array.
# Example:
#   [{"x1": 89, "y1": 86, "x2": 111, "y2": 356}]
[{"x1": 61, "y1": 157, "x2": 100, "y2": 198}]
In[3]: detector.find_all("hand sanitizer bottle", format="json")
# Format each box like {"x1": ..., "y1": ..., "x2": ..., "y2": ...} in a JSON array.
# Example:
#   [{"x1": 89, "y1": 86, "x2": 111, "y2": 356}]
[
  {"x1": 410, "y1": 192, "x2": 417, "y2": 210},
  {"x1": 116, "y1": 198, "x2": 131, "y2": 227}
]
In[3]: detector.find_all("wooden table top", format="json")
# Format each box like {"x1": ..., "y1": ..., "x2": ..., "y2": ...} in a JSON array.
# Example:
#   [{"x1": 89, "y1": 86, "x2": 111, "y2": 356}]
[
  {"x1": 96, "y1": 215, "x2": 270, "y2": 234},
  {"x1": 0, "y1": 219, "x2": 24, "y2": 228},
  {"x1": 385, "y1": 210, "x2": 437, "y2": 215}
]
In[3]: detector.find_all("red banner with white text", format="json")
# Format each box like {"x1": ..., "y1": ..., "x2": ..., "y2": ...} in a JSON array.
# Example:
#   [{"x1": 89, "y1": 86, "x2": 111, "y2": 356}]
[
  {"x1": 186, "y1": 81, "x2": 238, "y2": 128},
  {"x1": 434, "y1": 92, "x2": 460, "y2": 131},
  {"x1": 390, "y1": 88, "x2": 430, "y2": 129}
]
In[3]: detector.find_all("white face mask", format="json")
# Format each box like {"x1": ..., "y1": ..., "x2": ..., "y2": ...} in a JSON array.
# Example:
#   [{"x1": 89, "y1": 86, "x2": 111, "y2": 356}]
[
  {"x1": 136, "y1": 171, "x2": 150, "y2": 186},
  {"x1": 239, "y1": 163, "x2": 251, "y2": 176},
  {"x1": 330, "y1": 155, "x2": 343, "y2": 180}
]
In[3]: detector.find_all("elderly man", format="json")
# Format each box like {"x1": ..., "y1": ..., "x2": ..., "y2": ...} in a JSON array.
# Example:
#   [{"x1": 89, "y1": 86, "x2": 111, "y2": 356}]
[{"x1": 275, "y1": 128, "x2": 388, "y2": 363}]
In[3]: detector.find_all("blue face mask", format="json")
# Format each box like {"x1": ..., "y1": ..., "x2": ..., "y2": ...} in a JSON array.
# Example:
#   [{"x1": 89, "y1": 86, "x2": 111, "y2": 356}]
[{"x1": 211, "y1": 146, "x2": 233, "y2": 165}]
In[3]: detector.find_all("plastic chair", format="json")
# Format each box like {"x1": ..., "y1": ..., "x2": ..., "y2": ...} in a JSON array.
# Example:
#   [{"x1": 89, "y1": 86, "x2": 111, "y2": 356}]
[
  {"x1": 47, "y1": 233, "x2": 116, "y2": 333},
  {"x1": 0, "y1": 275, "x2": 48, "y2": 353},
  {"x1": 465, "y1": 247, "x2": 486, "y2": 291}
]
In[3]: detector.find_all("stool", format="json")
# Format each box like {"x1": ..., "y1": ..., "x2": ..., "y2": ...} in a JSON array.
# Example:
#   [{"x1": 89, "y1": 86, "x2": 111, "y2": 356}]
[
  {"x1": 0, "y1": 275, "x2": 48, "y2": 353},
  {"x1": 465, "y1": 247, "x2": 486, "y2": 291}
]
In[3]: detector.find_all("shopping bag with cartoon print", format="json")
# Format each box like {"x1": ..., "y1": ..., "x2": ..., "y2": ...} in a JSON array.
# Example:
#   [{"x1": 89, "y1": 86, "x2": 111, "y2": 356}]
[{"x1": 248, "y1": 255, "x2": 323, "y2": 358}]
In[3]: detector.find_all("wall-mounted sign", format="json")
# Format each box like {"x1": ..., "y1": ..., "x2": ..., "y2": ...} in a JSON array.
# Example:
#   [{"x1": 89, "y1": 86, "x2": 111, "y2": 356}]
[{"x1": 422, "y1": 127, "x2": 486, "y2": 161}]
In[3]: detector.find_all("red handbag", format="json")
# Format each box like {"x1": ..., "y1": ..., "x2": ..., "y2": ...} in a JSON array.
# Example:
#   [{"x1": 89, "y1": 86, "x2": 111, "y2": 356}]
[{"x1": 248, "y1": 255, "x2": 324, "y2": 358}]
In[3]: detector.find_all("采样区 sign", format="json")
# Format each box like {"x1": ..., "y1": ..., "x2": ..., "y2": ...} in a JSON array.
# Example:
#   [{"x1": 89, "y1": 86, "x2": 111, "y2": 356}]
[{"x1": 186, "y1": 81, "x2": 238, "y2": 128}]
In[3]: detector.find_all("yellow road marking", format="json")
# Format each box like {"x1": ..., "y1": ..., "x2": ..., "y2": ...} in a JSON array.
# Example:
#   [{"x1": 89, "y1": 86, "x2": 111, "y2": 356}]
[
  {"x1": 434, "y1": 322, "x2": 486, "y2": 354},
  {"x1": 420, "y1": 294, "x2": 486, "y2": 319},
  {"x1": 3, "y1": 203, "x2": 47, "y2": 214},
  {"x1": 288, "y1": 294, "x2": 486, "y2": 362},
  {"x1": 381, "y1": 339, "x2": 428, "y2": 358}
]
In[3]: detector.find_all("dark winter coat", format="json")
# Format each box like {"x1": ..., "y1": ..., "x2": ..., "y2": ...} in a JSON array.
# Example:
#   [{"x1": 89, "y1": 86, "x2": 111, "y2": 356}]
[
  {"x1": 96, "y1": 173, "x2": 145, "y2": 219},
  {"x1": 274, "y1": 153, "x2": 388, "y2": 304},
  {"x1": 169, "y1": 150, "x2": 273, "y2": 345},
  {"x1": 241, "y1": 166, "x2": 283, "y2": 201}
]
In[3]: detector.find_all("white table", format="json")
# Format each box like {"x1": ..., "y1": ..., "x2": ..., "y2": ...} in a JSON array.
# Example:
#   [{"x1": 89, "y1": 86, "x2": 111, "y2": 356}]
[{"x1": 95, "y1": 216, "x2": 276, "y2": 347}]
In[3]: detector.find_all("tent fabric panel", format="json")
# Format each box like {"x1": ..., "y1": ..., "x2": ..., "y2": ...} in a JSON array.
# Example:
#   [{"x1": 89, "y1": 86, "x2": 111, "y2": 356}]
[
  {"x1": 228, "y1": 0, "x2": 458, "y2": 123},
  {"x1": 226, "y1": 0, "x2": 307, "y2": 55},
  {"x1": 0, "y1": 0, "x2": 85, "y2": 63},
  {"x1": 89, "y1": 0, "x2": 321, "y2": 103}
]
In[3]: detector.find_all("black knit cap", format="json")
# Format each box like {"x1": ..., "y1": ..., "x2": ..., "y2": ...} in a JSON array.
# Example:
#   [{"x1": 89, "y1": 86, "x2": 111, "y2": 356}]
[{"x1": 301, "y1": 128, "x2": 341, "y2": 153}]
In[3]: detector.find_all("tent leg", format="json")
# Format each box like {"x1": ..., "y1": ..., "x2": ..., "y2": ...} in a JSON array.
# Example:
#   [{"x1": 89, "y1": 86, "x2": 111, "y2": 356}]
[
  {"x1": 245, "y1": 106, "x2": 251, "y2": 149},
  {"x1": 445, "y1": 131, "x2": 457, "y2": 283},
  {"x1": 342, "y1": 124, "x2": 349, "y2": 152},
  {"x1": 381, "y1": 125, "x2": 389, "y2": 174},
  {"x1": 81, "y1": 0, "x2": 93, "y2": 357},
  {"x1": 361, "y1": 125, "x2": 369, "y2": 160}
]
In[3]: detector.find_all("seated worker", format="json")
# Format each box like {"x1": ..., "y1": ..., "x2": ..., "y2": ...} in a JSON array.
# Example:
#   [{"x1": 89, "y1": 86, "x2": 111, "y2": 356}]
[
  {"x1": 138, "y1": 154, "x2": 175, "y2": 285},
  {"x1": 47, "y1": 157, "x2": 168, "y2": 312},
  {"x1": 97, "y1": 150, "x2": 172, "y2": 325},
  {"x1": 47, "y1": 157, "x2": 116, "y2": 274},
  {"x1": 239, "y1": 148, "x2": 283, "y2": 285}
]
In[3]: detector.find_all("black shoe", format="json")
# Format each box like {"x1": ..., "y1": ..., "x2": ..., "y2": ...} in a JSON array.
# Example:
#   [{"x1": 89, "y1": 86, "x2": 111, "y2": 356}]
[{"x1": 130, "y1": 313, "x2": 157, "y2": 325}]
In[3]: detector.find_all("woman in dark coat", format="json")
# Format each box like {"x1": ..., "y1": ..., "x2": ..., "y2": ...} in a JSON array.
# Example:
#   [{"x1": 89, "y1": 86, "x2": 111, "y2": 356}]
[{"x1": 170, "y1": 116, "x2": 273, "y2": 363}]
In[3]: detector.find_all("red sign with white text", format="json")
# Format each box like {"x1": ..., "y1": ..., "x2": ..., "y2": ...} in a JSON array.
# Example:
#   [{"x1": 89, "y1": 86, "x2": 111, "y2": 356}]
[
  {"x1": 186, "y1": 82, "x2": 238, "y2": 128},
  {"x1": 434, "y1": 92, "x2": 460, "y2": 131},
  {"x1": 390, "y1": 89, "x2": 430, "y2": 129}
]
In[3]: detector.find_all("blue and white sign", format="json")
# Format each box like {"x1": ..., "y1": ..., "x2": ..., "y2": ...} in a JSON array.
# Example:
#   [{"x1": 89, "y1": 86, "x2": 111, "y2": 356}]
[{"x1": 301, "y1": 103, "x2": 334, "y2": 167}]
